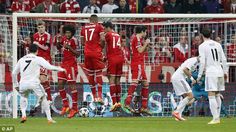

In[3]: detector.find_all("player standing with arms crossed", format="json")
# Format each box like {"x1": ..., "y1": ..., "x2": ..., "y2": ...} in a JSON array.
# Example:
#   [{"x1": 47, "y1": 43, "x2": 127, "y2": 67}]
[
  {"x1": 80, "y1": 14, "x2": 105, "y2": 104},
  {"x1": 124, "y1": 26, "x2": 151, "y2": 115},
  {"x1": 197, "y1": 28, "x2": 228, "y2": 125},
  {"x1": 102, "y1": 21, "x2": 124, "y2": 111},
  {"x1": 33, "y1": 20, "x2": 53, "y2": 102},
  {"x1": 56, "y1": 24, "x2": 80, "y2": 118},
  {"x1": 12, "y1": 44, "x2": 65, "y2": 124}
]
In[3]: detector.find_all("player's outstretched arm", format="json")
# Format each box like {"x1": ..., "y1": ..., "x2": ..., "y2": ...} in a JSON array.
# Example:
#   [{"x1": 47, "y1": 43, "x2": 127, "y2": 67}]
[{"x1": 38, "y1": 57, "x2": 65, "y2": 72}]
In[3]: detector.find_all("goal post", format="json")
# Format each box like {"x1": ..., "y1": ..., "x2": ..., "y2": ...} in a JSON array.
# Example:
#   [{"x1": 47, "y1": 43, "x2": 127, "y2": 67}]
[{"x1": 9, "y1": 13, "x2": 236, "y2": 118}]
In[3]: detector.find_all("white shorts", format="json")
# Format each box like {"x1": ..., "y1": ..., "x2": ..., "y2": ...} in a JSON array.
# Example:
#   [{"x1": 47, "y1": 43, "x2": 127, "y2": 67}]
[
  {"x1": 171, "y1": 78, "x2": 192, "y2": 96},
  {"x1": 19, "y1": 82, "x2": 46, "y2": 98},
  {"x1": 205, "y1": 76, "x2": 225, "y2": 92}
]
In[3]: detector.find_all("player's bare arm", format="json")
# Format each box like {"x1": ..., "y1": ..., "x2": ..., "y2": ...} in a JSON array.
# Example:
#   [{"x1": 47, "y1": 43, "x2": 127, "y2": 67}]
[{"x1": 183, "y1": 67, "x2": 196, "y2": 84}]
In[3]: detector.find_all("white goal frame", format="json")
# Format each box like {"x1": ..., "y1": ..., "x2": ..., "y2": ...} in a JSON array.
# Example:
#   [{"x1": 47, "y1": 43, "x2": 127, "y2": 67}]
[{"x1": 12, "y1": 13, "x2": 236, "y2": 118}]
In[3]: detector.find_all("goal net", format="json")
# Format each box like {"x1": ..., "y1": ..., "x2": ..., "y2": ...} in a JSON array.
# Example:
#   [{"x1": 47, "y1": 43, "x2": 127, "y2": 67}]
[{"x1": 0, "y1": 13, "x2": 236, "y2": 118}]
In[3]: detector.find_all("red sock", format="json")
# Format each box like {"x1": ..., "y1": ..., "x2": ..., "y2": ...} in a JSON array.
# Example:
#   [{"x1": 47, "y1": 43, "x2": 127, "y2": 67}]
[
  {"x1": 88, "y1": 73, "x2": 97, "y2": 99},
  {"x1": 125, "y1": 83, "x2": 137, "y2": 105},
  {"x1": 116, "y1": 84, "x2": 121, "y2": 103},
  {"x1": 110, "y1": 84, "x2": 116, "y2": 105},
  {"x1": 71, "y1": 89, "x2": 78, "y2": 110},
  {"x1": 141, "y1": 86, "x2": 149, "y2": 109},
  {"x1": 96, "y1": 74, "x2": 103, "y2": 99},
  {"x1": 59, "y1": 88, "x2": 69, "y2": 107},
  {"x1": 42, "y1": 81, "x2": 52, "y2": 101}
]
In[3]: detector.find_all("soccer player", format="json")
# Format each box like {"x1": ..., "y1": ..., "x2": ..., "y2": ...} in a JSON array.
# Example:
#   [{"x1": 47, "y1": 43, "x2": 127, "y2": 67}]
[
  {"x1": 56, "y1": 24, "x2": 80, "y2": 118},
  {"x1": 197, "y1": 28, "x2": 228, "y2": 125},
  {"x1": 124, "y1": 26, "x2": 151, "y2": 115},
  {"x1": 12, "y1": 44, "x2": 65, "y2": 124},
  {"x1": 33, "y1": 20, "x2": 53, "y2": 102},
  {"x1": 171, "y1": 56, "x2": 200, "y2": 121},
  {"x1": 80, "y1": 14, "x2": 105, "y2": 104},
  {"x1": 102, "y1": 21, "x2": 124, "y2": 112}
]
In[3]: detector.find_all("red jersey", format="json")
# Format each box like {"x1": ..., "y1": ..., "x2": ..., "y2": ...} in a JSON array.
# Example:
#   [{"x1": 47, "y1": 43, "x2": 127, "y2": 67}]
[
  {"x1": 61, "y1": 37, "x2": 78, "y2": 64},
  {"x1": 105, "y1": 31, "x2": 123, "y2": 59},
  {"x1": 131, "y1": 36, "x2": 145, "y2": 64},
  {"x1": 11, "y1": 0, "x2": 31, "y2": 12},
  {"x1": 33, "y1": 32, "x2": 52, "y2": 61},
  {"x1": 80, "y1": 23, "x2": 104, "y2": 55},
  {"x1": 60, "y1": 0, "x2": 80, "y2": 13},
  {"x1": 227, "y1": 43, "x2": 236, "y2": 62},
  {"x1": 144, "y1": 5, "x2": 164, "y2": 13}
]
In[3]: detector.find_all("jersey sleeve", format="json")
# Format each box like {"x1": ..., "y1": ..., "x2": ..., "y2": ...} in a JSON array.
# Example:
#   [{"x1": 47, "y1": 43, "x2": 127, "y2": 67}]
[
  {"x1": 198, "y1": 45, "x2": 205, "y2": 79},
  {"x1": 12, "y1": 60, "x2": 21, "y2": 88},
  {"x1": 80, "y1": 27, "x2": 85, "y2": 37},
  {"x1": 185, "y1": 59, "x2": 195, "y2": 70},
  {"x1": 220, "y1": 45, "x2": 228, "y2": 74},
  {"x1": 37, "y1": 57, "x2": 64, "y2": 71}
]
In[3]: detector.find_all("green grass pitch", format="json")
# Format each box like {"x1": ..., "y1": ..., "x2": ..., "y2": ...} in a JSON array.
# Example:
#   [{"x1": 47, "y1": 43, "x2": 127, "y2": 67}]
[{"x1": 0, "y1": 117, "x2": 235, "y2": 132}]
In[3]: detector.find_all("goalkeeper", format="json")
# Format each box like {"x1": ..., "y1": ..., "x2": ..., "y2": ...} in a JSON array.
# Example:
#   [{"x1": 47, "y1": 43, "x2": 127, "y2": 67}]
[{"x1": 187, "y1": 68, "x2": 229, "y2": 117}]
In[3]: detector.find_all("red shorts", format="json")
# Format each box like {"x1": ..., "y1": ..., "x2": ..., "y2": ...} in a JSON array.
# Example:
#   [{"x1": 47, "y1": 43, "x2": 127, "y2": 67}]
[
  {"x1": 84, "y1": 52, "x2": 105, "y2": 72},
  {"x1": 107, "y1": 56, "x2": 124, "y2": 76},
  {"x1": 131, "y1": 63, "x2": 147, "y2": 81},
  {"x1": 58, "y1": 62, "x2": 78, "y2": 82}
]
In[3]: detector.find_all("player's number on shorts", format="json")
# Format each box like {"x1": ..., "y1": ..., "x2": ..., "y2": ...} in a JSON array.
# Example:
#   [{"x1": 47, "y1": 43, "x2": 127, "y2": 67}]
[
  {"x1": 85, "y1": 28, "x2": 95, "y2": 41},
  {"x1": 113, "y1": 37, "x2": 121, "y2": 48},
  {"x1": 23, "y1": 60, "x2": 32, "y2": 72},
  {"x1": 211, "y1": 48, "x2": 218, "y2": 61}
]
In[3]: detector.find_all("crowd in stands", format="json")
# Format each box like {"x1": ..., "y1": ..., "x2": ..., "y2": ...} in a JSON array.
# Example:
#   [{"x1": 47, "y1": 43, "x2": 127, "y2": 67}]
[{"x1": 0, "y1": 0, "x2": 235, "y2": 14}]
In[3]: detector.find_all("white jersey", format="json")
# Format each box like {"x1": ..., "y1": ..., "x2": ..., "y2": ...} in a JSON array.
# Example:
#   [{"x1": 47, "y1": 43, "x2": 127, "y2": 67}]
[
  {"x1": 101, "y1": 3, "x2": 118, "y2": 13},
  {"x1": 198, "y1": 39, "x2": 227, "y2": 78},
  {"x1": 12, "y1": 53, "x2": 64, "y2": 88},
  {"x1": 172, "y1": 57, "x2": 198, "y2": 79}
]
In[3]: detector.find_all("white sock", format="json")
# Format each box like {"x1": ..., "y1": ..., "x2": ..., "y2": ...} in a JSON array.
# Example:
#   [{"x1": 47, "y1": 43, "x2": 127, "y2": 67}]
[
  {"x1": 215, "y1": 94, "x2": 222, "y2": 118},
  {"x1": 208, "y1": 96, "x2": 219, "y2": 120},
  {"x1": 175, "y1": 97, "x2": 189, "y2": 115},
  {"x1": 20, "y1": 96, "x2": 28, "y2": 118},
  {"x1": 170, "y1": 94, "x2": 177, "y2": 110},
  {"x1": 41, "y1": 96, "x2": 52, "y2": 121}
]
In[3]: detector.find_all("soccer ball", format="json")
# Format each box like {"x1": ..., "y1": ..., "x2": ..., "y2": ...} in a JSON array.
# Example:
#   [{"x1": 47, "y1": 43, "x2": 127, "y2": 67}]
[{"x1": 79, "y1": 108, "x2": 89, "y2": 117}]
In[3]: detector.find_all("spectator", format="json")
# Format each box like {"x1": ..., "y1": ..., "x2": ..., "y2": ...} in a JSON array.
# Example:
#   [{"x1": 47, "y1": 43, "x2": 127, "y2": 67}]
[
  {"x1": 60, "y1": 0, "x2": 80, "y2": 13},
  {"x1": 82, "y1": 0, "x2": 101, "y2": 13},
  {"x1": 33, "y1": 0, "x2": 60, "y2": 13},
  {"x1": 147, "y1": 0, "x2": 164, "y2": 5},
  {"x1": 203, "y1": 0, "x2": 220, "y2": 13},
  {"x1": 0, "y1": 0, "x2": 6, "y2": 13},
  {"x1": 11, "y1": 0, "x2": 31, "y2": 13},
  {"x1": 144, "y1": 0, "x2": 164, "y2": 13},
  {"x1": 173, "y1": 36, "x2": 188, "y2": 63},
  {"x1": 191, "y1": 35, "x2": 202, "y2": 57},
  {"x1": 102, "y1": 0, "x2": 118, "y2": 13},
  {"x1": 154, "y1": 36, "x2": 172, "y2": 63},
  {"x1": 113, "y1": 0, "x2": 130, "y2": 13},
  {"x1": 128, "y1": 0, "x2": 147, "y2": 13},
  {"x1": 164, "y1": 0, "x2": 183, "y2": 13},
  {"x1": 192, "y1": 0, "x2": 207, "y2": 13},
  {"x1": 231, "y1": 0, "x2": 236, "y2": 13},
  {"x1": 227, "y1": 35, "x2": 236, "y2": 62}
]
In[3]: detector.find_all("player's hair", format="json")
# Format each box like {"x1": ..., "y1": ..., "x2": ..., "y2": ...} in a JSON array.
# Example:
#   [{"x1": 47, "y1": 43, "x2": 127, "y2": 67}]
[
  {"x1": 29, "y1": 44, "x2": 38, "y2": 53},
  {"x1": 102, "y1": 21, "x2": 113, "y2": 29},
  {"x1": 36, "y1": 20, "x2": 45, "y2": 26},
  {"x1": 201, "y1": 28, "x2": 211, "y2": 38},
  {"x1": 135, "y1": 26, "x2": 147, "y2": 34},
  {"x1": 90, "y1": 14, "x2": 98, "y2": 23},
  {"x1": 63, "y1": 24, "x2": 76, "y2": 36}
]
